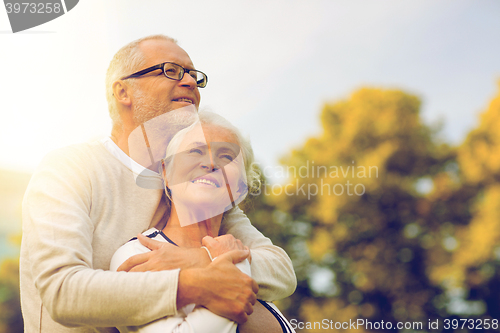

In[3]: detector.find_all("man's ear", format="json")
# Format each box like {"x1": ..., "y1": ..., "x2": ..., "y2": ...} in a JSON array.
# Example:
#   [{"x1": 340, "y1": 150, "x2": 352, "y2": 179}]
[{"x1": 112, "y1": 80, "x2": 132, "y2": 107}]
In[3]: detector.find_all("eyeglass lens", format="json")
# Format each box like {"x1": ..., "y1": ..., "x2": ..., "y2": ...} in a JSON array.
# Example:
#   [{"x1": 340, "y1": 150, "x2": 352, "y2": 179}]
[{"x1": 163, "y1": 63, "x2": 206, "y2": 87}]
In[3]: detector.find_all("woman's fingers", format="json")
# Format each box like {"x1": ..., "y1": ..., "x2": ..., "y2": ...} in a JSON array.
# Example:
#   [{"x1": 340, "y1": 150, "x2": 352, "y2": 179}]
[
  {"x1": 116, "y1": 252, "x2": 150, "y2": 272},
  {"x1": 137, "y1": 233, "x2": 165, "y2": 250},
  {"x1": 117, "y1": 234, "x2": 168, "y2": 271},
  {"x1": 203, "y1": 234, "x2": 246, "y2": 258},
  {"x1": 201, "y1": 235, "x2": 217, "y2": 248}
]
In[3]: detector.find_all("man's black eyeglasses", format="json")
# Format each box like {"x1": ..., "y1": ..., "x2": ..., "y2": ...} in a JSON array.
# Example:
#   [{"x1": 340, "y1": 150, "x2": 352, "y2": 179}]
[{"x1": 120, "y1": 62, "x2": 208, "y2": 88}]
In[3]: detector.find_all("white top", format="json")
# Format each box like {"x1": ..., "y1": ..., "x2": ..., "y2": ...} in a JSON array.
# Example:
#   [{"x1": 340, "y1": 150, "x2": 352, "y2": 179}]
[{"x1": 101, "y1": 137, "x2": 159, "y2": 183}]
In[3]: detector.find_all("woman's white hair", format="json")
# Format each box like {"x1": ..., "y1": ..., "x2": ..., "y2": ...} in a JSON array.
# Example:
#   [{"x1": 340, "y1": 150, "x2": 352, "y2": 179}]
[
  {"x1": 161, "y1": 111, "x2": 261, "y2": 203},
  {"x1": 105, "y1": 34, "x2": 177, "y2": 127}
]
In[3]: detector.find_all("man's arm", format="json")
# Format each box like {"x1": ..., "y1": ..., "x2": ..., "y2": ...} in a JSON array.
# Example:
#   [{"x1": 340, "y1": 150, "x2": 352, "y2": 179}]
[
  {"x1": 221, "y1": 207, "x2": 297, "y2": 301},
  {"x1": 120, "y1": 207, "x2": 297, "y2": 302},
  {"x1": 21, "y1": 148, "x2": 180, "y2": 327}
]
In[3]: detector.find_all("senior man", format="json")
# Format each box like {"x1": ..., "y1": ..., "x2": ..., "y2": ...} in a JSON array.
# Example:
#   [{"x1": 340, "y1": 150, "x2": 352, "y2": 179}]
[{"x1": 20, "y1": 34, "x2": 296, "y2": 333}]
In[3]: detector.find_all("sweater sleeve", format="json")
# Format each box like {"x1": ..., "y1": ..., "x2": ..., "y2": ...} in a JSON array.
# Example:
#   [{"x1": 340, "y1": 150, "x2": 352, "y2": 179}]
[
  {"x1": 221, "y1": 207, "x2": 297, "y2": 301},
  {"x1": 22, "y1": 149, "x2": 179, "y2": 328}
]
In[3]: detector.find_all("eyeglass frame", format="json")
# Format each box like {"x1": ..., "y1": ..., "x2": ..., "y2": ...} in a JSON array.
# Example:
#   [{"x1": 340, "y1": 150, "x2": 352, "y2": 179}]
[{"x1": 120, "y1": 62, "x2": 208, "y2": 88}]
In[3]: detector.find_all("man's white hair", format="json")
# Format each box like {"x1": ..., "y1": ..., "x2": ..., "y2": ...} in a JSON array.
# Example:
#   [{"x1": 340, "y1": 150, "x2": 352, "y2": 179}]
[{"x1": 105, "y1": 34, "x2": 177, "y2": 127}]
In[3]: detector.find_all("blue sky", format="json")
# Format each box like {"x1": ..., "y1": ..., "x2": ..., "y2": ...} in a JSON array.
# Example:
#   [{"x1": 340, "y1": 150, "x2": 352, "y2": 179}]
[{"x1": 1, "y1": 0, "x2": 500, "y2": 182}]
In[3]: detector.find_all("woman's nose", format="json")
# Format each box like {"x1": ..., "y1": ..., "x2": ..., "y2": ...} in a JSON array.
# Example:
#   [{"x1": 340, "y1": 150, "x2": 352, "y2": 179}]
[{"x1": 200, "y1": 154, "x2": 217, "y2": 171}]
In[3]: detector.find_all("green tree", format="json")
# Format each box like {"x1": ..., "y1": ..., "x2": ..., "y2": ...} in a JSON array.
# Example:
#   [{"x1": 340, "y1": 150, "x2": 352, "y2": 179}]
[
  {"x1": 429, "y1": 82, "x2": 500, "y2": 319},
  {"x1": 0, "y1": 169, "x2": 31, "y2": 333},
  {"x1": 266, "y1": 88, "x2": 454, "y2": 331},
  {"x1": 0, "y1": 258, "x2": 23, "y2": 333}
]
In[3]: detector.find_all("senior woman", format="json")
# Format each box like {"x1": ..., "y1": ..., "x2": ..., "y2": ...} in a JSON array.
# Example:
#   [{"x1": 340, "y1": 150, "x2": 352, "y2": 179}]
[{"x1": 110, "y1": 111, "x2": 294, "y2": 333}]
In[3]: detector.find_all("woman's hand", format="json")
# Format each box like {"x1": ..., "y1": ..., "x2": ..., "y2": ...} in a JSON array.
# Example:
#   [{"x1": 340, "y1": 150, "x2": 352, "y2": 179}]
[{"x1": 202, "y1": 234, "x2": 252, "y2": 263}]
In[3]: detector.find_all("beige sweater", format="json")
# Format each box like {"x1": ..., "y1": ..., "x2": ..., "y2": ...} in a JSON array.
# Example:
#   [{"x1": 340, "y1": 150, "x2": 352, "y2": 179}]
[{"x1": 20, "y1": 141, "x2": 296, "y2": 333}]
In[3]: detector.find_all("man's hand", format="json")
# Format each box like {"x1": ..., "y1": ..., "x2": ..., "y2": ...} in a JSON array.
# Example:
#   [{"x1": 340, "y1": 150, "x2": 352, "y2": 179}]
[
  {"x1": 177, "y1": 249, "x2": 259, "y2": 324},
  {"x1": 117, "y1": 234, "x2": 211, "y2": 272},
  {"x1": 202, "y1": 234, "x2": 251, "y2": 263}
]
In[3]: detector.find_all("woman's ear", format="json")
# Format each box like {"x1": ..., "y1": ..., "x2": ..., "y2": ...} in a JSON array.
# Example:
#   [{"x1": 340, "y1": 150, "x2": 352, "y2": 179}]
[
  {"x1": 161, "y1": 160, "x2": 169, "y2": 186},
  {"x1": 161, "y1": 160, "x2": 166, "y2": 179},
  {"x1": 161, "y1": 160, "x2": 173, "y2": 199},
  {"x1": 237, "y1": 178, "x2": 248, "y2": 196}
]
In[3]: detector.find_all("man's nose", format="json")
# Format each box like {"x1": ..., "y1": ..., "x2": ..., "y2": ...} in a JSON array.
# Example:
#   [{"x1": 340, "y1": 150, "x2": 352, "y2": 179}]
[{"x1": 179, "y1": 72, "x2": 197, "y2": 89}]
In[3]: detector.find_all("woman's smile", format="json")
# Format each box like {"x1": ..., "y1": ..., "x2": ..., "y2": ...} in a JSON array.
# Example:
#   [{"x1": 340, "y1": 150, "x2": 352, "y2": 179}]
[{"x1": 191, "y1": 174, "x2": 221, "y2": 188}]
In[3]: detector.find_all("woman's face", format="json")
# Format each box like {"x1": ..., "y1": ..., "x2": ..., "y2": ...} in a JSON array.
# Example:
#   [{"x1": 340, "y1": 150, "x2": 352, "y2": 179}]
[{"x1": 164, "y1": 123, "x2": 247, "y2": 225}]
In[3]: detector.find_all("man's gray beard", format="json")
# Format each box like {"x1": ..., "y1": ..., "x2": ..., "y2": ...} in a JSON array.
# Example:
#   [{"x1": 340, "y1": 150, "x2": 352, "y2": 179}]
[
  {"x1": 128, "y1": 89, "x2": 198, "y2": 173},
  {"x1": 132, "y1": 90, "x2": 172, "y2": 125},
  {"x1": 132, "y1": 89, "x2": 197, "y2": 128}
]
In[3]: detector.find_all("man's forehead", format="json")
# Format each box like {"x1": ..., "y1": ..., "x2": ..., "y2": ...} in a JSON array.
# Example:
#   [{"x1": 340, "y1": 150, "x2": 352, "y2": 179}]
[{"x1": 139, "y1": 39, "x2": 194, "y2": 68}]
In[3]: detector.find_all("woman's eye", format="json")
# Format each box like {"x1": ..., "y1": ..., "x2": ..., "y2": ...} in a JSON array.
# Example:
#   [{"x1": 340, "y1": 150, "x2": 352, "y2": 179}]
[
  {"x1": 220, "y1": 154, "x2": 234, "y2": 162},
  {"x1": 189, "y1": 148, "x2": 203, "y2": 154}
]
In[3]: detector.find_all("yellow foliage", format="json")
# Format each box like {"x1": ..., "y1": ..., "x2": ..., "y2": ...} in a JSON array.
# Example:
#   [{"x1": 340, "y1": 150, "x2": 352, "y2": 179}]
[
  {"x1": 428, "y1": 264, "x2": 465, "y2": 289},
  {"x1": 274, "y1": 86, "x2": 458, "y2": 323},
  {"x1": 458, "y1": 82, "x2": 500, "y2": 184},
  {"x1": 301, "y1": 298, "x2": 365, "y2": 333},
  {"x1": 307, "y1": 228, "x2": 334, "y2": 262},
  {"x1": 278, "y1": 88, "x2": 434, "y2": 233},
  {"x1": 430, "y1": 185, "x2": 500, "y2": 289},
  {"x1": 456, "y1": 186, "x2": 500, "y2": 266},
  {"x1": 427, "y1": 172, "x2": 459, "y2": 200}
]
